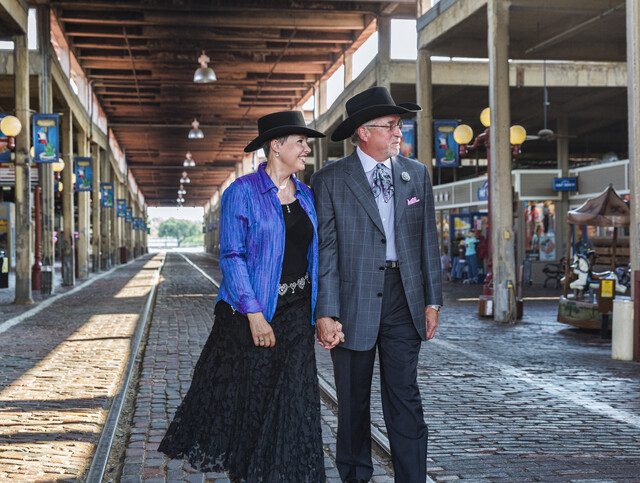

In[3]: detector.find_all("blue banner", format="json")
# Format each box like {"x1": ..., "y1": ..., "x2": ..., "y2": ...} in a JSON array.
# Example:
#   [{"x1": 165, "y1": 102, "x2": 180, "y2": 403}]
[
  {"x1": 125, "y1": 207, "x2": 133, "y2": 223},
  {"x1": 553, "y1": 177, "x2": 578, "y2": 192},
  {"x1": 477, "y1": 179, "x2": 489, "y2": 201},
  {"x1": 0, "y1": 114, "x2": 13, "y2": 164},
  {"x1": 73, "y1": 157, "x2": 93, "y2": 192},
  {"x1": 434, "y1": 119, "x2": 460, "y2": 168},
  {"x1": 33, "y1": 114, "x2": 60, "y2": 163},
  {"x1": 400, "y1": 120, "x2": 416, "y2": 158},
  {"x1": 116, "y1": 199, "x2": 127, "y2": 218},
  {"x1": 100, "y1": 182, "x2": 114, "y2": 207}
]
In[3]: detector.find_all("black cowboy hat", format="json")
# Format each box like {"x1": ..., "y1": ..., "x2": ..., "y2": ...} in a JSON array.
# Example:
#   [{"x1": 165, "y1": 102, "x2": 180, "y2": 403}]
[
  {"x1": 244, "y1": 110, "x2": 325, "y2": 152},
  {"x1": 331, "y1": 86, "x2": 421, "y2": 142}
]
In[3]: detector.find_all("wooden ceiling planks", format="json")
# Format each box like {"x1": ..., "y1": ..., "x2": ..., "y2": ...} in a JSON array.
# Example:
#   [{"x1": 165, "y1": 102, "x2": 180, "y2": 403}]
[{"x1": 48, "y1": 0, "x2": 410, "y2": 205}]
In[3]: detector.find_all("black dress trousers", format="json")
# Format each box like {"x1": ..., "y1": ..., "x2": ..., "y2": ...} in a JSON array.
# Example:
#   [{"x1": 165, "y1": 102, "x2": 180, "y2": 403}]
[{"x1": 331, "y1": 268, "x2": 428, "y2": 482}]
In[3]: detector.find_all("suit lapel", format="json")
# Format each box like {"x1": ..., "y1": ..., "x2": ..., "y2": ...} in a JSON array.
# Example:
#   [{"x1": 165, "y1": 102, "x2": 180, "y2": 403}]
[
  {"x1": 343, "y1": 153, "x2": 386, "y2": 235},
  {"x1": 392, "y1": 156, "x2": 409, "y2": 227}
]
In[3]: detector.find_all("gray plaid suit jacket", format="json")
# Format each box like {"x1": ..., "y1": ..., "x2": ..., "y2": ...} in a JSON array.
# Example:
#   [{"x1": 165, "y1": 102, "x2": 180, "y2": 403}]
[{"x1": 311, "y1": 151, "x2": 443, "y2": 351}]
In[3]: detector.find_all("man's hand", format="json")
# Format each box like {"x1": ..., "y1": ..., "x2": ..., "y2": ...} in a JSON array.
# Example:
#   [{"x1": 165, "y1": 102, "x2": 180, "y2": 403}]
[
  {"x1": 316, "y1": 317, "x2": 345, "y2": 349},
  {"x1": 425, "y1": 307, "x2": 440, "y2": 340}
]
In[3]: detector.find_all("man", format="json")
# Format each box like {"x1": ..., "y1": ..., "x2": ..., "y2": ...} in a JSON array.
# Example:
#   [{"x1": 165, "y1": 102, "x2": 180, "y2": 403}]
[{"x1": 311, "y1": 86, "x2": 443, "y2": 483}]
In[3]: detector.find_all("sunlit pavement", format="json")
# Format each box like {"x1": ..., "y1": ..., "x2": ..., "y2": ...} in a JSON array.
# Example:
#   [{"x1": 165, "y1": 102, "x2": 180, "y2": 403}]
[{"x1": 316, "y1": 282, "x2": 640, "y2": 481}]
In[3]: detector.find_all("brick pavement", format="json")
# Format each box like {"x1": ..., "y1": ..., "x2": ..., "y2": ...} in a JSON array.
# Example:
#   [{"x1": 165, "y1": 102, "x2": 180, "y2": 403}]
[
  {"x1": 314, "y1": 283, "x2": 640, "y2": 482},
  {"x1": 0, "y1": 254, "x2": 162, "y2": 480},
  {"x1": 121, "y1": 252, "x2": 393, "y2": 482}
]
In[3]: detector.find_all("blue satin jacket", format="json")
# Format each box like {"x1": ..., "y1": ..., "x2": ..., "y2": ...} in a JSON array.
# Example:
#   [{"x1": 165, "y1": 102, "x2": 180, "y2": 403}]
[{"x1": 216, "y1": 162, "x2": 318, "y2": 324}]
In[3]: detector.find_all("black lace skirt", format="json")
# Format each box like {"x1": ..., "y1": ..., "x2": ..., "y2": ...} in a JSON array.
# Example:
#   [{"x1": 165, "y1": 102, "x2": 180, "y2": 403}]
[{"x1": 158, "y1": 283, "x2": 325, "y2": 483}]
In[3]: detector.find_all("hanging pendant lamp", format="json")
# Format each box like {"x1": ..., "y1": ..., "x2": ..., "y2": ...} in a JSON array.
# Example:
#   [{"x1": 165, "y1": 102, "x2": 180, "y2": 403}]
[{"x1": 193, "y1": 50, "x2": 217, "y2": 83}]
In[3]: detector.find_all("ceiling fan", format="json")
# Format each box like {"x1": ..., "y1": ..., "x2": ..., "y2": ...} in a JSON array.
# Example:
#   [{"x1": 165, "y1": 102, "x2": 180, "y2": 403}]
[{"x1": 526, "y1": 60, "x2": 576, "y2": 142}]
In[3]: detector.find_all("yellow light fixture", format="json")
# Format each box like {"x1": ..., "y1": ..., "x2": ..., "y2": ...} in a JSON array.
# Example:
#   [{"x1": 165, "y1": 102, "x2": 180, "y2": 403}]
[
  {"x1": 510, "y1": 125, "x2": 527, "y2": 145},
  {"x1": 30, "y1": 146, "x2": 35, "y2": 158},
  {"x1": 52, "y1": 157, "x2": 65, "y2": 172},
  {"x1": 57, "y1": 181, "x2": 63, "y2": 192},
  {"x1": 72, "y1": 173, "x2": 76, "y2": 185},
  {"x1": 480, "y1": 107, "x2": 491, "y2": 127},
  {"x1": 453, "y1": 124, "x2": 473, "y2": 145},
  {"x1": 0, "y1": 115, "x2": 22, "y2": 137}
]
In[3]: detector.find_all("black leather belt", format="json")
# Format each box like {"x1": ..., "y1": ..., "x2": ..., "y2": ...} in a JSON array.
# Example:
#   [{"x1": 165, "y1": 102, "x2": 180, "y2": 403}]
[{"x1": 385, "y1": 260, "x2": 400, "y2": 269}]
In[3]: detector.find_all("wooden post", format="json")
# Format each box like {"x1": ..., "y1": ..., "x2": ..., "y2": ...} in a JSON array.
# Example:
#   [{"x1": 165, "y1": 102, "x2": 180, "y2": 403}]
[
  {"x1": 563, "y1": 224, "x2": 573, "y2": 298},
  {"x1": 13, "y1": 34, "x2": 33, "y2": 304},
  {"x1": 76, "y1": 135, "x2": 90, "y2": 279},
  {"x1": 376, "y1": 16, "x2": 391, "y2": 89},
  {"x1": 416, "y1": 47, "x2": 433, "y2": 179},
  {"x1": 61, "y1": 110, "x2": 75, "y2": 286},
  {"x1": 91, "y1": 144, "x2": 101, "y2": 272},
  {"x1": 488, "y1": 0, "x2": 517, "y2": 323}
]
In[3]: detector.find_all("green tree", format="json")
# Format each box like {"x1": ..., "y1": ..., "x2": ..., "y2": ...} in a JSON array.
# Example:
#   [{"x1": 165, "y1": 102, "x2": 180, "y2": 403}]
[{"x1": 157, "y1": 218, "x2": 199, "y2": 247}]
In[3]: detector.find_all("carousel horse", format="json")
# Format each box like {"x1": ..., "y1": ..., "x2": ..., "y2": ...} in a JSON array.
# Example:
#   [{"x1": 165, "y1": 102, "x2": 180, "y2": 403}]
[{"x1": 562, "y1": 254, "x2": 628, "y2": 295}]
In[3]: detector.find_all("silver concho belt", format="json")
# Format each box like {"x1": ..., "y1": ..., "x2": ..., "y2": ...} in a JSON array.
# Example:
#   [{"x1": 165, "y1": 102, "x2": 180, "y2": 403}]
[{"x1": 278, "y1": 273, "x2": 310, "y2": 296}]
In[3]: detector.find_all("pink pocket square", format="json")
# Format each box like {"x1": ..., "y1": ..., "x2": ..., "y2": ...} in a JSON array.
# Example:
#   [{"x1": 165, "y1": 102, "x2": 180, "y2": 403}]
[{"x1": 407, "y1": 196, "x2": 420, "y2": 206}]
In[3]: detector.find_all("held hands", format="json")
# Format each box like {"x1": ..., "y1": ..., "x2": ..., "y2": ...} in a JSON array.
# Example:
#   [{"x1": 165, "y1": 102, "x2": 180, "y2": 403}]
[
  {"x1": 248, "y1": 312, "x2": 276, "y2": 347},
  {"x1": 315, "y1": 317, "x2": 345, "y2": 349},
  {"x1": 425, "y1": 306, "x2": 440, "y2": 340}
]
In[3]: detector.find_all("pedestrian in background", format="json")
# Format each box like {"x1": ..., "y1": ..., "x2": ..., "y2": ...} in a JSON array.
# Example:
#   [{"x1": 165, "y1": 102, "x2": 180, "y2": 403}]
[
  {"x1": 159, "y1": 111, "x2": 339, "y2": 482},
  {"x1": 464, "y1": 230, "x2": 479, "y2": 283}
]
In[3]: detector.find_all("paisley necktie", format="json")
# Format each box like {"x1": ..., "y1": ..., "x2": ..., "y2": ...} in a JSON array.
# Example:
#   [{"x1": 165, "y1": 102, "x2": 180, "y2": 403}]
[{"x1": 372, "y1": 163, "x2": 394, "y2": 203}]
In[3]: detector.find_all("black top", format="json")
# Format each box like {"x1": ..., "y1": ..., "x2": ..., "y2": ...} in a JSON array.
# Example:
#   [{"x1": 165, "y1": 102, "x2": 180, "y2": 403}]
[{"x1": 280, "y1": 199, "x2": 313, "y2": 280}]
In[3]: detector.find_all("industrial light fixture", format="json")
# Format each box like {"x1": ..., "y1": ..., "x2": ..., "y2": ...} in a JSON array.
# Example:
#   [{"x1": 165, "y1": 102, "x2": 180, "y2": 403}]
[
  {"x1": 188, "y1": 118, "x2": 204, "y2": 139},
  {"x1": 0, "y1": 115, "x2": 22, "y2": 152},
  {"x1": 176, "y1": 197, "x2": 185, "y2": 203},
  {"x1": 193, "y1": 50, "x2": 217, "y2": 83},
  {"x1": 180, "y1": 171, "x2": 191, "y2": 184},
  {"x1": 183, "y1": 151, "x2": 196, "y2": 167}
]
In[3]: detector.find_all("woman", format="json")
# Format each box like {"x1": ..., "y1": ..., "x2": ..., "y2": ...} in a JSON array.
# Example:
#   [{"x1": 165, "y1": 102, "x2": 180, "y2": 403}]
[{"x1": 159, "y1": 111, "x2": 340, "y2": 482}]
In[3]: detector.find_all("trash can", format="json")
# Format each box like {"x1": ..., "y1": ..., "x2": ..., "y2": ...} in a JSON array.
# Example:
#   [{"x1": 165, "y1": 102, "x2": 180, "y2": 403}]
[
  {"x1": 612, "y1": 297, "x2": 634, "y2": 361},
  {"x1": 0, "y1": 250, "x2": 8, "y2": 289}
]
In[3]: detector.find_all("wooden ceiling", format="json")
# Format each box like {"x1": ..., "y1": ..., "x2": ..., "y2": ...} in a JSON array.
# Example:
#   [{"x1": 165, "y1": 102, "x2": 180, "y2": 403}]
[{"x1": 44, "y1": 0, "x2": 415, "y2": 206}]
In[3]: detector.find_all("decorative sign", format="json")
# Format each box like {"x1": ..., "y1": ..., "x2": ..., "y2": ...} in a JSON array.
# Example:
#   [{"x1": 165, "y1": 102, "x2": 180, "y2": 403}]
[
  {"x1": 434, "y1": 120, "x2": 460, "y2": 168},
  {"x1": 73, "y1": 157, "x2": 93, "y2": 192},
  {"x1": 32, "y1": 114, "x2": 60, "y2": 163},
  {"x1": 600, "y1": 279, "x2": 615, "y2": 298},
  {"x1": 477, "y1": 179, "x2": 489, "y2": 202},
  {"x1": 116, "y1": 199, "x2": 127, "y2": 218},
  {"x1": 0, "y1": 114, "x2": 13, "y2": 164},
  {"x1": 553, "y1": 177, "x2": 578, "y2": 192},
  {"x1": 125, "y1": 207, "x2": 133, "y2": 223},
  {"x1": 100, "y1": 182, "x2": 114, "y2": 208},
  {"x1": 400, "y1": 120, "x2": 416, "y2": 158}
]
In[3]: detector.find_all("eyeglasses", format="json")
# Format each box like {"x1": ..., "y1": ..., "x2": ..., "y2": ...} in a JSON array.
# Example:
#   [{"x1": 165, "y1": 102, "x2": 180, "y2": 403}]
[{"x1": 364, "y1": 119, "x2": 403, "y2": 131}]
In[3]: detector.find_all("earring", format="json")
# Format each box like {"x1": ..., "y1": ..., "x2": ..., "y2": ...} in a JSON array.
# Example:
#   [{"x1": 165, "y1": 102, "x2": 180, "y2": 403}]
[{"x1": 275, "y1": 152, "x2": 280, "y2": 157}]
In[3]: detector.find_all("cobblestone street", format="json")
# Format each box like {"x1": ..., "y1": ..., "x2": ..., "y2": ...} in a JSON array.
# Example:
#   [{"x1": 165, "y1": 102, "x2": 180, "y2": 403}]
[
  {"x1": 315, "y1": 282, "x2": 640, "y2": 481},
  {"x1": 0, "y1": 255, "x2": 162, "y2": 480},
  {"x1": 1, "y1": 251, "x2": 639, "y2": 482}
]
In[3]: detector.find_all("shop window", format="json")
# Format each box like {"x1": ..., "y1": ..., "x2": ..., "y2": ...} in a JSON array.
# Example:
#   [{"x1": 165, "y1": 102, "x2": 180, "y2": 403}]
[{"x1": 524, "y1": 201, "x2": 556, "y2": 261}]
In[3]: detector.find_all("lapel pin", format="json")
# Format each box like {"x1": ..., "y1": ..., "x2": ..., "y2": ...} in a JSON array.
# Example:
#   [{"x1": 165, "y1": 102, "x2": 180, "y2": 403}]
[{"x1": 401, "y1": 171, "x2": 410, "y2": 182}]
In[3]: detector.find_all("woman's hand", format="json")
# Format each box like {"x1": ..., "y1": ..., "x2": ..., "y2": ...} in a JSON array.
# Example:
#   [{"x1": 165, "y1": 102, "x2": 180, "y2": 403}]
[{"x1": 247, "y1": 312, "x2": 276, "y2": 347}]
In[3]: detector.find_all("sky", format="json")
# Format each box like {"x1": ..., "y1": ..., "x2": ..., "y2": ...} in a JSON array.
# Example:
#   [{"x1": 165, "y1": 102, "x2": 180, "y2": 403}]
[{"x1": 148, "y1": 206, "x2": 204, "y2": 223}]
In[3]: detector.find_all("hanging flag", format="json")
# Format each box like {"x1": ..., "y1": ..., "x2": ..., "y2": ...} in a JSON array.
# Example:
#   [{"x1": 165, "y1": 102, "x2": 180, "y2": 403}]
[
  {"x1": 73, "y1": 157, "x2": 93, "y2": 192},
  {"x1": 100, "y1": 182, "x2": 114, "y2": 207},
  {"x1": 116, "y1": 199, "x2": 127, "y2": 218},
  {"x1": 33, "y1": 114, "x2": 60, "y2": 164},
  {"x1": 434, "y1": 120, "x2": 460, "y2": 168}
]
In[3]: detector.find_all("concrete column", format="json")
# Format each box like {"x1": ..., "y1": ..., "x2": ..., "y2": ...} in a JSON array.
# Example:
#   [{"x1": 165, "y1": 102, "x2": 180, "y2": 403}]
[
  {"x1": 417, "y1": 0, "x2": 431, "y2": 16},
  {"x1": 38, "y1": 6, "x2": 55, "y2": 294},
  {"x1": 235, "y1": 161, "x2": 243, "y2": 178},
  {"x1": 376, "y1": 15, "x2": 392, "y2": 89},
  {"x1": 13, "y1": 34, "x2": 33, "y2": 304},
  {"x1": 100, "y1": 151, "x2": 111, "y2": 269},
  {"x1": 315, "y1": 81, "x2": 327, "y2": 117},
  {"x1": 344, "y1": 51, "x2": 353, "y2": 85},
  {"x1": 126, "y1": 189, "x2": 133, "y2": 259},
  {"x1": 61, "y1": 110, "x2": 75, "y2": 286},
  {"x1": 416, "y1": 47, "x2": 434, "y2": 179},
  {"x1": 76, "y1": 135, "x2": 90, "y2": 279},
  {"x1": 342, "y1": 113, "x2": 352, "y2": 157},
  {"x1": 487, "y1": 0, "x2": 517, "y2": 323},
  {"x1": 91, "y1": 144, "x2": 101, "y2": 272},
  {"x1": 112, "y1": 177, "x2": 122, "y2": 264},
  {"x1": 556, "y1": 116, "x2": 570, "y2": 264},
  {"x1": 626, "y1": 0, "x2": 640, "y2": 360}
]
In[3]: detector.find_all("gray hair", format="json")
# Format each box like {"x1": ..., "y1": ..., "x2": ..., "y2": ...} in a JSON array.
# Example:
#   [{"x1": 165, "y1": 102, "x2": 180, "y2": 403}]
[
  {"x1": 262, "y1": 135, "x2": 289, "y2": 157},
  {"x1": 350, "y1": 128, "x2": 364, "y2": 146}
]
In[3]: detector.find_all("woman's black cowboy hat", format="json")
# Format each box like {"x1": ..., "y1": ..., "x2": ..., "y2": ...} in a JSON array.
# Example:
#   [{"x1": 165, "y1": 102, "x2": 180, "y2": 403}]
[
  {"x1": 244, "y1": 110, "x2": 325, "y2": 152},
  {"x1": 331, "y1": 86, "x2": 421, "y2": 142}
]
